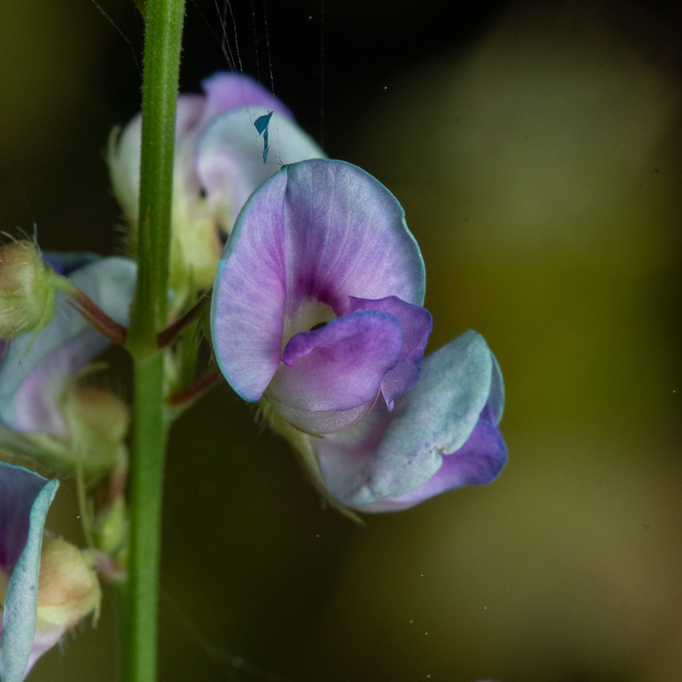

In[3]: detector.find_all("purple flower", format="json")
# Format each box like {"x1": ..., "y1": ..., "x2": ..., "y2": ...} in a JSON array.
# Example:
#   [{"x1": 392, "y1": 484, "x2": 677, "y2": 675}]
[
  {"x1": 109, "y1": 72, "x2": 325, "y2": 294},
  {"x1": 0, "y1": 463, "x2": 100, "y2": 681},
  {"x1": 211, "y1": 159, "x2": 433, "y2": 435},
  {"x1": 0, "y1": 462, "x2": 58, "y2": 682},
  {"x1": 210, "y1": 158, "x2": 506, "y2": 510},
  {"x1": 0, "y1": 254, "x2": 135, "y2": 437}
]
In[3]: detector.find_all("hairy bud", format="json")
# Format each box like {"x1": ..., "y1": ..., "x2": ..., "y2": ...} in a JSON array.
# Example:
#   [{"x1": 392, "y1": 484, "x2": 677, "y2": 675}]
[{"x1": 0, "y1": 241, "x2": 56, "y2": 340}]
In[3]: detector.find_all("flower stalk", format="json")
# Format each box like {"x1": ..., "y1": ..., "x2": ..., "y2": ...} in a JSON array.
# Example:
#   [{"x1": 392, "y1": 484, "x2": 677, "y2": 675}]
[
  {"x1": 166, "y1": 367, "x2": 223, "y2": 409},
  {"x1": 156, "y1": 295, "x2": 207, "y2": 349},
  {"x1": 54, "y1": 277, "x2": 128, "y2": 345}
]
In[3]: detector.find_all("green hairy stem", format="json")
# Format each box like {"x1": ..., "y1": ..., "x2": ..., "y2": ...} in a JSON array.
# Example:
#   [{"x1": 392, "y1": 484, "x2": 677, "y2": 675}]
[{"x1": 121, "y1": 0, "x2": 186, "y2": 680}]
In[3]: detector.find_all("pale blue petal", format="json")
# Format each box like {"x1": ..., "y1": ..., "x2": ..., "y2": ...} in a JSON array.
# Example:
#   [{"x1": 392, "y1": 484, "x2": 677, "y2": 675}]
[
  {"x1": 488, "y1": 352, "x2": 505, "y2": 423},
  {"x1": 0, "y1": 463, "x2": 58, "y2": 682},
  {"x1": 317, "y1": 330, "x2": 498, "y2": 507},
  {"x1": 355, "y1": 416, "x2": 507, "y2": 512},
  {"x1": 40, "y1": 251, "x2": 98, "y2": 277}
]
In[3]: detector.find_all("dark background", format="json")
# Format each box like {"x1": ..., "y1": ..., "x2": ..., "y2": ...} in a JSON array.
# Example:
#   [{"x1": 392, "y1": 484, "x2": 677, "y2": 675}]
[{"x1": 2, "y1": 1, "x2": 682, "y2": 681}]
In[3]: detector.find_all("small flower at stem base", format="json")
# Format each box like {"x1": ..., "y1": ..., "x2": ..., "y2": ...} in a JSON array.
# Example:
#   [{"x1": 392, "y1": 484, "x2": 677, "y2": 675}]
[{"x1": 0, "y1": 254, "x2": 136, "y2": 439}]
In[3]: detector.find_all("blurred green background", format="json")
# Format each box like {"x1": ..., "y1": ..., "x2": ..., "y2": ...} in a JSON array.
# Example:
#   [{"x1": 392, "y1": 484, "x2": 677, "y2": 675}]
[{"x1": 1, "y1": 0, "x2": 681, "y2": 680}]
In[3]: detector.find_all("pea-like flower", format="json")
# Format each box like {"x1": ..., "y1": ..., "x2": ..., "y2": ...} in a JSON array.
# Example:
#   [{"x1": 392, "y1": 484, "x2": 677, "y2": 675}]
[
  {"x1": 0, "y1": 463, "x2": 100, "y2": 681},
  {"x1": 211, "y1": 159, "x2": 433, "y2": 435},
  {"x1": 0, "y1": 253, "x2": 135, "y2": 474},
  {"x1": 211, "y1": 158, "x2": 506, "y2": 510},
  {"x1": 109, "y1": 72, "x2": 325, "y2": 297}
]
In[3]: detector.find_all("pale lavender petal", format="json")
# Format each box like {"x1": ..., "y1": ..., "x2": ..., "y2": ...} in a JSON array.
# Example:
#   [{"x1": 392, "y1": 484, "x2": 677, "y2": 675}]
[
  {"x1": 278, "y1": 160, "x2": 425, "y2": 314},
  {"x1": 0, "y1": 257, "x2": 136, "y2": 435},
  {"x1": 196, "y1": 107, "x2": 325, "y2": 229},
  {"x1": 210, "y1": 160, "x2": 426, "y2": 403},
  {"x1": 210, "y1": 171, "x2": 288, "y2": 400},
  {"x1": 267, "y1": 311, "x2": 403, "y2": 433},
  {"x1": 316, "y1": 330, "x2": 499, "y2": 507},
  {"x1": 199, "y1": 72, "x2": 293, "y2": 124},
  {"x1": 347, "y1": 296, "x2": 432, "y2": 409},
  {"x1": 0, "y1": 463, "x2": 58, "y2": 682},
  {"x1": 175, "y1": 94, "x2": 206, "y2": 138},
  {"x1": 187, "y1": 74, "x2": 293, "y2": 201},
  {"x1": 110, "y1": 73, "x2": 291, "y2": 227}
]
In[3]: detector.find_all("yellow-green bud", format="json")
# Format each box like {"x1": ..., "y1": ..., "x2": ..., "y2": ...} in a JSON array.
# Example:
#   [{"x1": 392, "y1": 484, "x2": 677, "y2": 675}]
[
  {"x1": 93, "y1": 495, "x2": 128, "y2": 566},
  {"x1": 60, "y1": 384, "x2": 130, "y2": 474},
  {"x1": 66, "y1": 385, "x2": 129, "y2": 445},
  {"x1": 0, "y1": 241, "x2": 56, "y2": 340},
  {"x1": 35, "y1": 536, "x2": 101, "y2": 630}
]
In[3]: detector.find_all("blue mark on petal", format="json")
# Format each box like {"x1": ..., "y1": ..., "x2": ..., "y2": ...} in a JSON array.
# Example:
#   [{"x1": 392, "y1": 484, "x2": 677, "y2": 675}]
[{"x1": 254, "y1": 111, "x2": 274, "y2": 163}]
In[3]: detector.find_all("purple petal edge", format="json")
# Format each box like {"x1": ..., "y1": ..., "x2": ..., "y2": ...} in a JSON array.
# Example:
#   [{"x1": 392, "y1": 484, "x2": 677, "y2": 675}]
[
  {"x1": 347, "y1": 296, "x2": 432, "y2": 409},
  {"x1": 268, "y1": 311, "x2": 403, "y2": 433}
]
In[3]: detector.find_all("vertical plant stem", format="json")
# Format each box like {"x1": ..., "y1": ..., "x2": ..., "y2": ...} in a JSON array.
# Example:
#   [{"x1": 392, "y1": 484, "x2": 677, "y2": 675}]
[
  {"x1": 121, "y1": 0, "x2": 185, "y2": 680},
  {"x1": 121, "y1": 352, "x2": 166, "y2": 682}
]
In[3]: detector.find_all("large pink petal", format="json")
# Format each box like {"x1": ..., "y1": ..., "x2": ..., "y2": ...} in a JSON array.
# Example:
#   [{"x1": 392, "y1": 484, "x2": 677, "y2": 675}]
[{"x1": 211, "y1": 160, "x2": 426, "y2": 403}]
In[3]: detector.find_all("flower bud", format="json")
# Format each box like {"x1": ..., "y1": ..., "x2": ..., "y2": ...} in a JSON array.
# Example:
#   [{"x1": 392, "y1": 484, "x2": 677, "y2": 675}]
[
  {"x1": 35, "y1": 537, "x2": 101, "y2": 630},
  {"x1": 26, "y1": 537, "x2": 102, "y2": 670},
  {"x1": 0, "y1": 241, "x2": 56, "y2": 340},
  {"x1": 59, "y1": 383, "x2": 130, "y2": 474},
  {"x1": 66, "y1": 385, "x2": 129, "y2": 446},
  {"x1": 93, "y1": 495, "x2": 128, "y2": 568}
]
